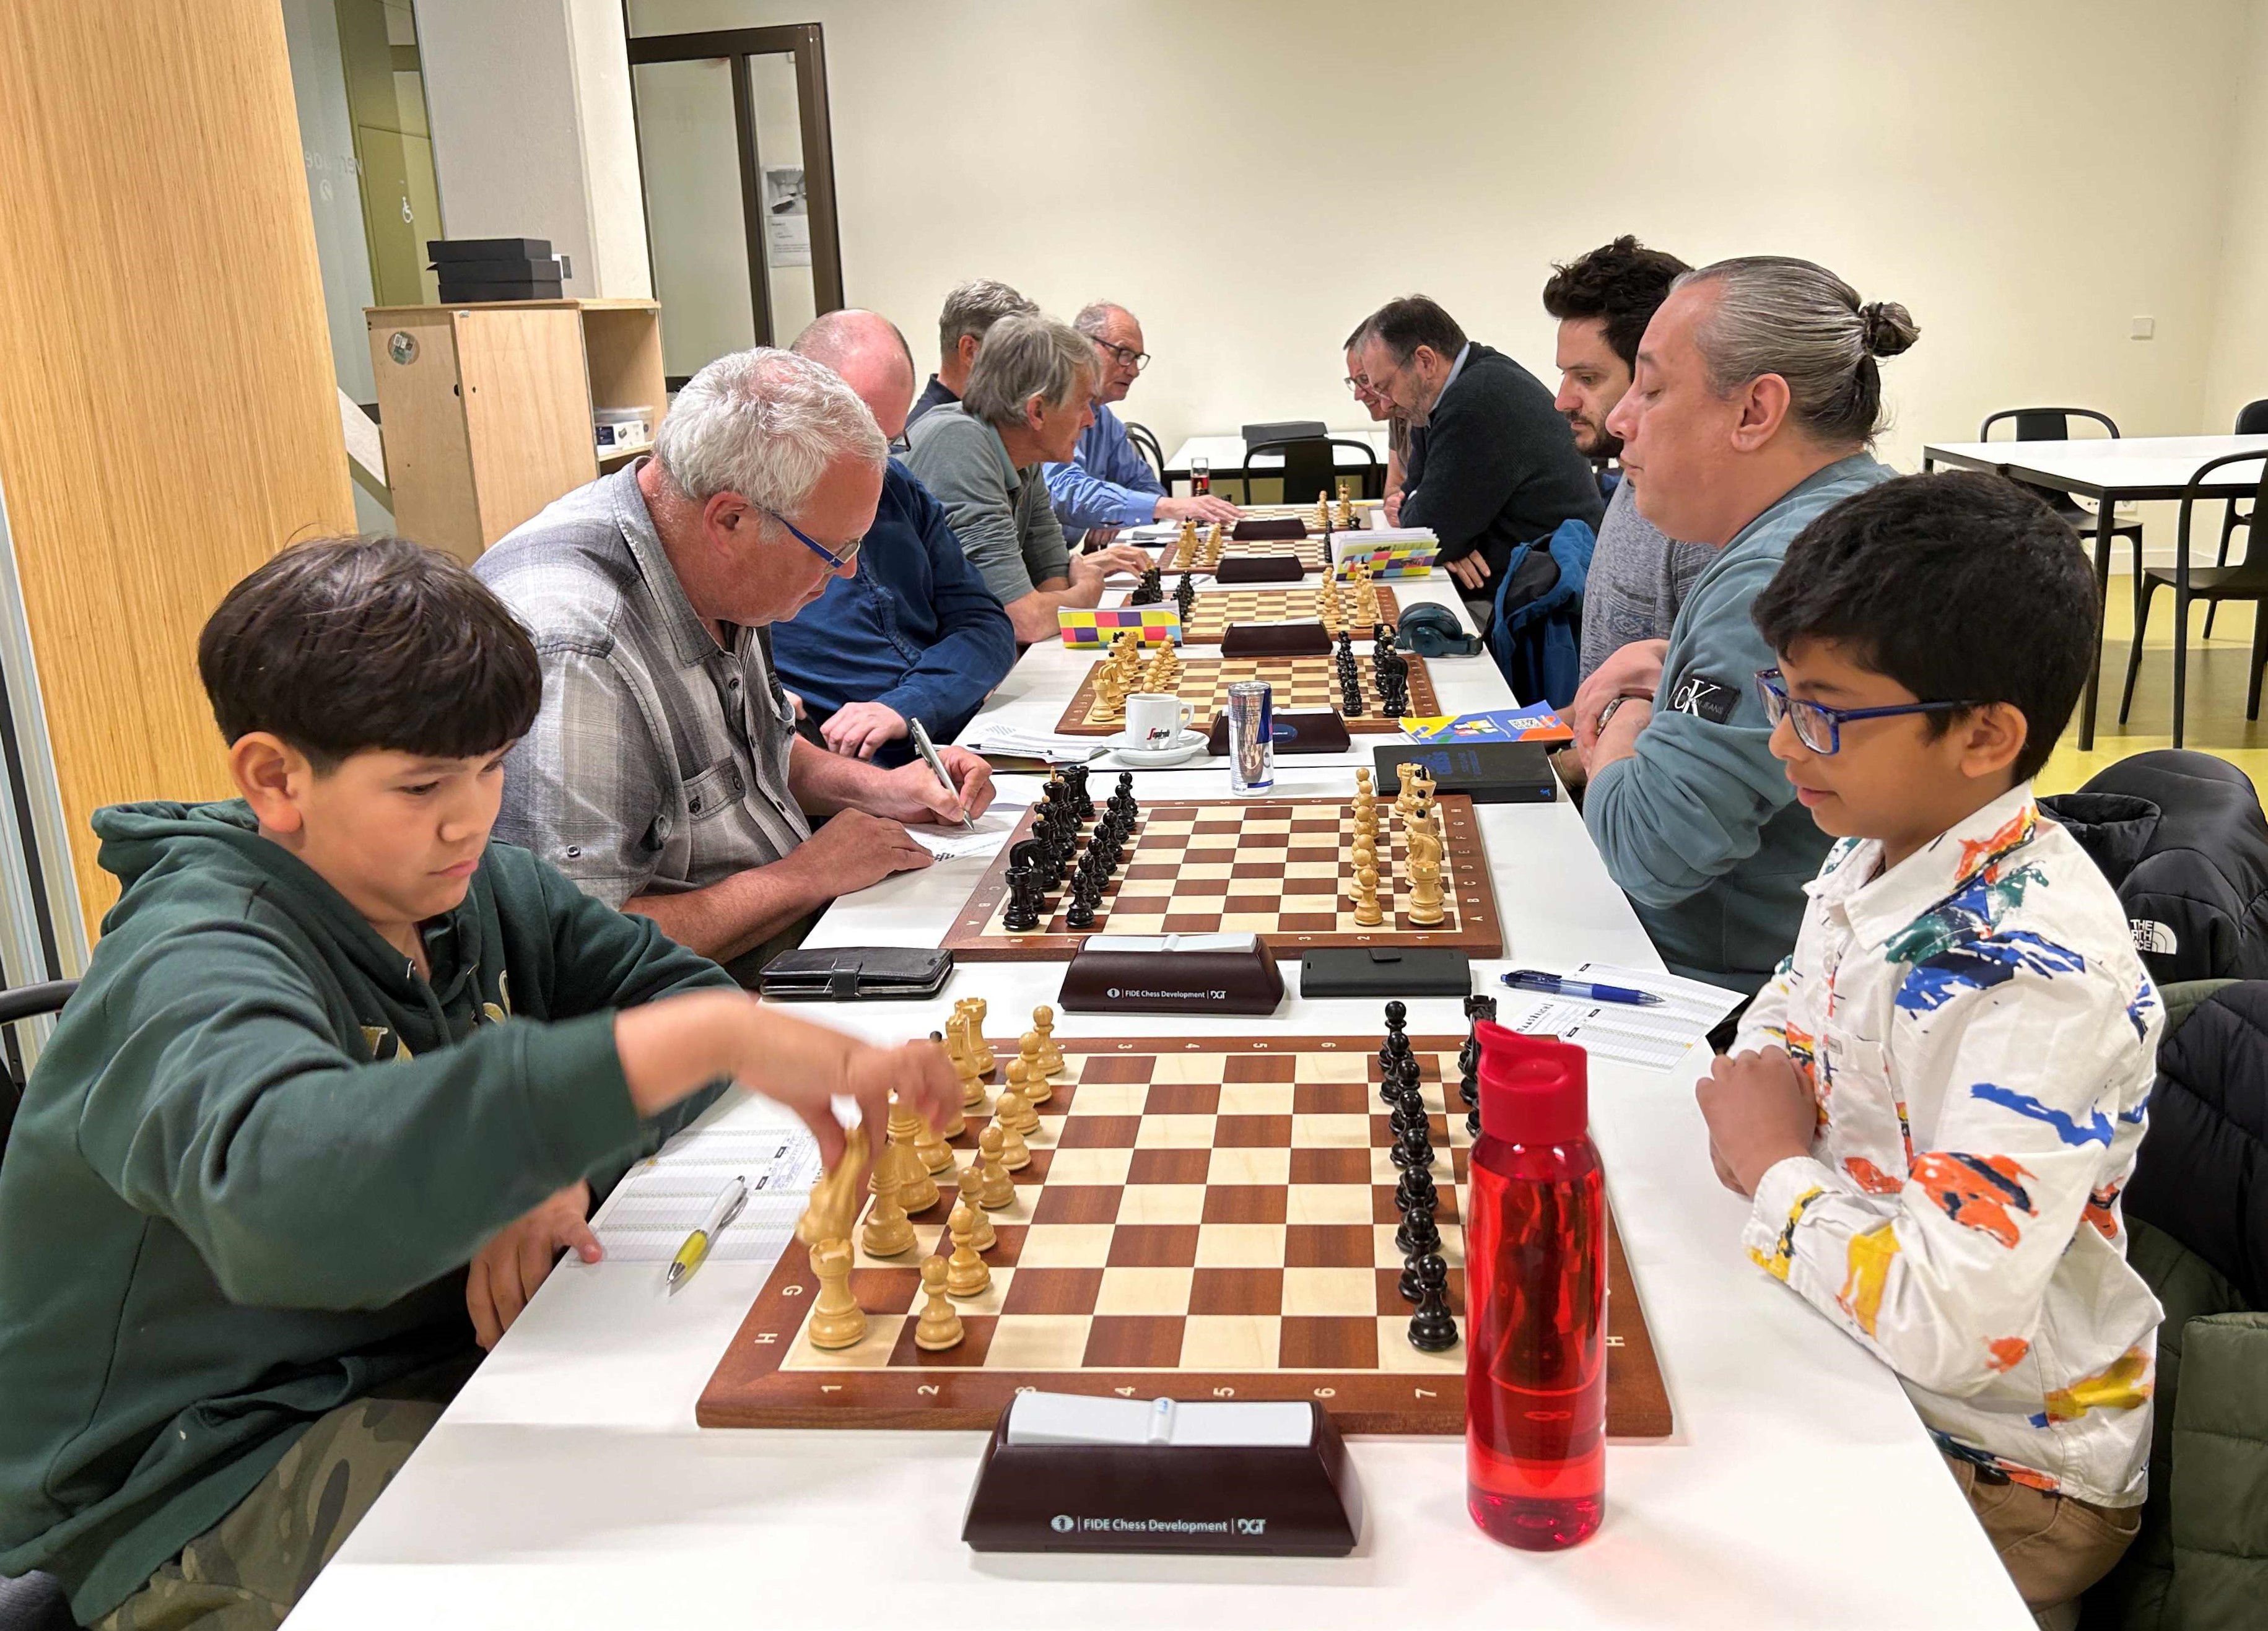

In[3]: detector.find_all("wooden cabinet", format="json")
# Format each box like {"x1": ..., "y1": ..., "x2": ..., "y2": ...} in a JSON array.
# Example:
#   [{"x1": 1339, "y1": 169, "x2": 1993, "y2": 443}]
[{"x1": 366, "y1": 298, "x2": 665, "y2": 561}]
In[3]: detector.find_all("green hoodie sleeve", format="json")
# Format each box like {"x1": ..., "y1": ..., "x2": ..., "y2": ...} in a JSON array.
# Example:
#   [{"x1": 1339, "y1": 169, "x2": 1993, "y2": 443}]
[
  {"x1": 75, "y1": 912, "x2": 652, "y2": 1312},
  {"x1": 1583, "y1": 554, "x2": 1797, "y2": 907},
  {"x1": 531, "y1": 855, "x2": 740, "y2": 1193}
]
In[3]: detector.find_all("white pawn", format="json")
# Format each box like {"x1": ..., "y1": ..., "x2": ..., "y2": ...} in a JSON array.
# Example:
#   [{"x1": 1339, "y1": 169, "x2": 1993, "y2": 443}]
[
  {"x1": 914, "y1": 1256, "x2": 965, "y2": 1350},
  {"x1": 955, "y1": 1163, "x2": 998, "y2": 1251},
  {"x1": 944, "y1": 1201, "x2": 991, "y2": 1297}
]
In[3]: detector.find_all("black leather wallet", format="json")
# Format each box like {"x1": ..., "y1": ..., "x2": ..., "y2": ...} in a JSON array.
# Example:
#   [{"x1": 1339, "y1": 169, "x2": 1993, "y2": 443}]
[
  {"x1": 1299, "y1": 947, "x2": 1473, "y2": 998},
  {"x1": 759, "y1": 947, "x2": 953, "y2": 1001}
]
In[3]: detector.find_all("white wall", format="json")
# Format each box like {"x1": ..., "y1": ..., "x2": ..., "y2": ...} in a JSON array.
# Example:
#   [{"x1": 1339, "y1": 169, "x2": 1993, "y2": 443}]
[
  {"x1": 414, "y1": 0, "x2": 652, "y2": 298},
  {"x1": 619, "y1": 0, "x2": 2249, "y2": 474},
  {"x1": 2204, "y1": 1, "x2": 2268, "y2": 434}
]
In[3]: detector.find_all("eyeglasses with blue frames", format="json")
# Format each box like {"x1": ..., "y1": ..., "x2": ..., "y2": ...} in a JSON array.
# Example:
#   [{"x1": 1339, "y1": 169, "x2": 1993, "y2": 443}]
[
  {"x1": 760, "y1": 506, "x2": 862, "y2": 570},
  {"x1": 1755, "y1": 669, "x2": 1980, "y2": 755}
]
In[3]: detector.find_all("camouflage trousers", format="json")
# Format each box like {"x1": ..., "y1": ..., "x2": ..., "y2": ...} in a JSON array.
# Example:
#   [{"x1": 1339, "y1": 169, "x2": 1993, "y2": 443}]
[{"x1": 94, "y1": 1396, "x2": 443, "y2": 1631}]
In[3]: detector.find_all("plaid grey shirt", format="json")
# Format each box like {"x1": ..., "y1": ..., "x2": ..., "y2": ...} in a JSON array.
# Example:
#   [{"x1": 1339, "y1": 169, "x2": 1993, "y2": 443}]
[{"x1": 474, "y1": 462, "x2": 810, "y2": 908}]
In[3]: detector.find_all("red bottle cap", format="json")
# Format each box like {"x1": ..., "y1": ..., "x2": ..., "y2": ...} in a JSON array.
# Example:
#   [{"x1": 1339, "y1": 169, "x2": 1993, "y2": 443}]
[{"x1": 1474, "y1": 1022, "x2": 1589, "y2": 1145}]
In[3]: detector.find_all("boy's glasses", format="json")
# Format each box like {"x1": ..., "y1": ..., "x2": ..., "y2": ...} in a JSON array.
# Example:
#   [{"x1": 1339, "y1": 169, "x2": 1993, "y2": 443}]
[
  {"x1": 761, "y1": 506, "x2": 862, "y2": 570},
  {"x1": 1755, "y1": 669, "x2": 1979, "y2": 756}
]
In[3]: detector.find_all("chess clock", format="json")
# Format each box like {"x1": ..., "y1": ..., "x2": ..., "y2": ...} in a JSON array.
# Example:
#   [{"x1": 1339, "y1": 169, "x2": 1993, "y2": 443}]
[
  {"x1": 1058, "y1": 931, "x2": 1285, "y2": 1016},
  {"x1": 961, "y1": 1394, "x2": 1363, "y2": 1557}
]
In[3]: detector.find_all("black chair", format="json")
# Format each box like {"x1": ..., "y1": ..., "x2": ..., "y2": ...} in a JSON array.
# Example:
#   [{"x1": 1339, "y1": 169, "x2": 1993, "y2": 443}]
[
  {"x1": 0, "y1": 979, "x2": 74, "y2": 1159},
  {"x1": 1241, "y1": 437, "x2": 1382, "y2": 505},
  {"x1": 0, "y1": 983, "x2": 74, "y2": 1629},
  {"x1": 1979, "y1": 407, "x2": 2145, "y2": 574},
  {"x1": 2202, "y1": 397, "x2": 2268, "y2": 638},
  {"x1": 1123, "y1": 420, "x2": 1166, "y2": 487},
  {"x1": 2119, "y1": 450, "x2": 2268, "y2": 746}
]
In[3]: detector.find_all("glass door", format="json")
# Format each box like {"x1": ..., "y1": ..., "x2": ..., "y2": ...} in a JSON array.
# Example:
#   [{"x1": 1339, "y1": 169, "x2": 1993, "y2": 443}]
[{"x1": 626, "y1": 25, "x2": 845, "y2": 385}]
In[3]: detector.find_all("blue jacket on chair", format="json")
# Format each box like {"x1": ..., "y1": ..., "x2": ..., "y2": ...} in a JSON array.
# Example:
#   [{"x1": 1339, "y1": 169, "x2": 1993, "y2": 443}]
[{"x1": 1488, "y1": 518, "x2": 1594, "y2": 710}]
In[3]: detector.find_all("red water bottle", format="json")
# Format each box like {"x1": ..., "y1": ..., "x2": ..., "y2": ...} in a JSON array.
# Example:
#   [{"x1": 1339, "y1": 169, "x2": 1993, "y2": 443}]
[{"x1": 1463, "y1": 1023, "x2": 1606, "y2": 1549}]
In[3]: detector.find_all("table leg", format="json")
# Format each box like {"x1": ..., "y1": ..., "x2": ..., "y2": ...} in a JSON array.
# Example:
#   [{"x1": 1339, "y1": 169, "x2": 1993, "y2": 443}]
[
  {"x1": 2173, "y1": 518, "x2": 2190, "y2": 750},
  {"x1": 2080, "y1": 505, "x2": 2115, "y2": 750}
]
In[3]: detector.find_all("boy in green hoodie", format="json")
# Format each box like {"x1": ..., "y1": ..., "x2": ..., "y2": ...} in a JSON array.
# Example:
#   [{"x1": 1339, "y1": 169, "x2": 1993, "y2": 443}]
[{"x1": 0, "y1": 536, "x2": 959, "y2": 1629}]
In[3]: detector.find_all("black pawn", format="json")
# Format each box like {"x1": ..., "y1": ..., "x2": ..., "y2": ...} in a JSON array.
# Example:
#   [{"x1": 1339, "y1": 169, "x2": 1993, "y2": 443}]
[
  {"x1": 1175, "y1": 573, "x2": 1197, "y2": 617},
  {"x1": 1407, "y1": 1254, "x2": 1460, "y2": 1352},
  {"x1": 1395, "y1": 1195, "x2": 1442, "y2": 1261},
  {"x1": 1391, "y1": 1117, "x2": 1433, "y2": 1172},
  {"x1": 1065, "y1": 892, "x2": 1096, "y2": 930},
  {"x1": 1394, "y1": 1162, "x2": 1438, "y2": 1217}
]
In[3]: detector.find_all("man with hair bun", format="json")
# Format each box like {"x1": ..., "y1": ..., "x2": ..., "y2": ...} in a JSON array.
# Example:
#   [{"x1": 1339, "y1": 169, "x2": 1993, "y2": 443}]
[
  {"x1": 476, "y1": 346, "x2": 997, "y2": 981},
  {"x1": 1572, "y1": 255, "x2": 1916, "y2": 996}
]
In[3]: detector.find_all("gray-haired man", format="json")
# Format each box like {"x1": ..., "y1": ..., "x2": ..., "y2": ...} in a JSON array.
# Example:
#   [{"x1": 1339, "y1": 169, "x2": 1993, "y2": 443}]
[
  {"x1": 1044, "y1": 302, "x2": 1239, "y2": 544},
  {"x1": 907, "y1": 277, "x2": 1038, "y2": 430},
  {"x1": 475, "y1": 347, "x2": 995, "y2": 978},
  {"x1": 902, "y1": 313, "x2": 1151, "y2": 644}
]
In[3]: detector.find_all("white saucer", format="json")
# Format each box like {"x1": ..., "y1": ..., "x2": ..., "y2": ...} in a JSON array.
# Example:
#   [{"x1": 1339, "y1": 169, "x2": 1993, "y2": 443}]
[{"x1": 1108, "y1": 728, "x2": 1210, "y2": 767}]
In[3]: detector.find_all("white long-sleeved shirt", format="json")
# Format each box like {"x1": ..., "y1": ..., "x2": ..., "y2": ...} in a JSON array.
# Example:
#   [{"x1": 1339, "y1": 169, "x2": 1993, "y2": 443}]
[{"x1": 1734, "y1": 782, "x2": 2163, "y2": 1505}]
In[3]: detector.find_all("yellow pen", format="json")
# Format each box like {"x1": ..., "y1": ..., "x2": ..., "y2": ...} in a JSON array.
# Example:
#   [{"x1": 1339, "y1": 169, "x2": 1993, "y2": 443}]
[{"x1": 666, "y1": 1175, "x2": 748, "y2": 1293}]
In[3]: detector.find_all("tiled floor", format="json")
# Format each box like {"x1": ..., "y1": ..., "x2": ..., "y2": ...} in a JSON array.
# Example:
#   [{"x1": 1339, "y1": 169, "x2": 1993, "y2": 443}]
[{"x1": 2038, "y1": 575, "x2": 2268, "y2": 796}]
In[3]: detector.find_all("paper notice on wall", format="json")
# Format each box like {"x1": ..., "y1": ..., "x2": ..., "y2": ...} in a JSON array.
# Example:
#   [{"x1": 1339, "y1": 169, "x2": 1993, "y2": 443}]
[{"x1": 765, "y1": 166, "x2": 810, "y2": 268}]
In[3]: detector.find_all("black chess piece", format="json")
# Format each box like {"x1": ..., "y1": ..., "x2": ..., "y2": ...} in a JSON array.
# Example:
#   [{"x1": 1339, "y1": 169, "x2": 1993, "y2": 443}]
[
  {"x1": 1130, "y1": 565, "x2": 1164, "y2": 606},
  {"x1": 1397, "y1": 1207, "x2": 1436, "y2": 1302},
  {"x1": 1407, "y1": 1254, "x2": 1460, "y2": 1352},
  {"x1": 1066, "y1": 763, "x2": 1094, "y2": 820},
  {"x1": 1391, "y1": 1116, "x2": 1433, "y2": 1172},
  {"x1": 1175, "y1": 573, "x2": 1197, "y2": 618},
  {"x1": 1116, "y1": 771, "x2": 1137, "y2": 812},
  {"x1": 1002, "y1": 862, "x2": 1040, "y2": 931},
  {"x1": 1337, "y1": 628, "x2": 1356, "y2": 664},
  {"x1": 1396, "y1": 1193, "x2": 1442, "y2": 1259},
  {"x1": 1064, "y1": 891, "x2": 1096, "y2": 930},
  {"x1": 1394, "y1": 1161, "x2": 1438, "y2": 1216}
]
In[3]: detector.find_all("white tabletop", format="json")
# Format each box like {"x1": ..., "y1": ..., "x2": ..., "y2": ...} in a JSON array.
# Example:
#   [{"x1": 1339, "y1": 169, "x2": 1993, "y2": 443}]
[
  {"x1": 287, "y1": 759, "x2": 2026, "y2": 1629},
  {"x1": 956, "y1": 575, "x2": 1488, "y2": 771},
  {"x1": 1924, "y1": 433, "x2": 2268, "y2": 498},
  {"x1": 1165, "y1": 429, "x2": 1391, "y2": 474}
]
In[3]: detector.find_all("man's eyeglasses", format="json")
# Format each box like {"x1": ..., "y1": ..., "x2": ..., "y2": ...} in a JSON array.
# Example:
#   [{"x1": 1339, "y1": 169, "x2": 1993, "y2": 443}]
[
  {"x1": 761, "y1": 506, "x2": 862, "y2": 570},
  {"x1": 1755, "y1": 669, "x2": 1978, "y2": 755},
  {"x1": 1345, "y1": 375, "x2": 1384, "y2": 399},
  {"x1": 1093, "y1": 339, "x2": 1150, "y2": 373}
]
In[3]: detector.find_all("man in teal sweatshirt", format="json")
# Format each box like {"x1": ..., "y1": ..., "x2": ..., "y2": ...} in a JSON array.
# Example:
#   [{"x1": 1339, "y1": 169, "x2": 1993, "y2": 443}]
[
  {"x1": 0, "y1": 537, "x2": 958, "y2": 1627},
  {"x1": 1569, "y1": 256, "x2": 1919, "y2": 994}
]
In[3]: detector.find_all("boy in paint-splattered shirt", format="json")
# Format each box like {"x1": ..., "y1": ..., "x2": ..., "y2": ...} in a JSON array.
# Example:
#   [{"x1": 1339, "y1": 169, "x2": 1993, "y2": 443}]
[{"x1": 1698, "y1": 474, "x2": 2159, "y2": 1627}]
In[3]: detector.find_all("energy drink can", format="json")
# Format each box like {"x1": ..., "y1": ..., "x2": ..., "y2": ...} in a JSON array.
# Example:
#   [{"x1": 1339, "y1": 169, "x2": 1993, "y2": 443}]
[{"x1": 1226, "y1": 680, "x2": 1274, "y2": 793}]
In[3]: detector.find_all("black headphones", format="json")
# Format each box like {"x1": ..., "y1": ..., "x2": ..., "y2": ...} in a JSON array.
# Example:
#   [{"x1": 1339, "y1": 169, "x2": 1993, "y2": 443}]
[{"x1": 1394, "y1": 602, "x2": 1483, "y2": 658}]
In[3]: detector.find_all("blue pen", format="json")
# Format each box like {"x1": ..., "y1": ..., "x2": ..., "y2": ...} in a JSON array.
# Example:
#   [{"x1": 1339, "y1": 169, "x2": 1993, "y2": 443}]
[{"x1": 1501, "y1": 969, "x2": 1664, "y2": 1007}]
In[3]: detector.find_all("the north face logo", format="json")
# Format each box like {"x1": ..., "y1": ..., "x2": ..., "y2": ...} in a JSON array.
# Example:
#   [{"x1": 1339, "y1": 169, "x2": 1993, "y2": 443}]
[{"x1": 2132, "y1": 919, "x2": 2178, "y2": 955}]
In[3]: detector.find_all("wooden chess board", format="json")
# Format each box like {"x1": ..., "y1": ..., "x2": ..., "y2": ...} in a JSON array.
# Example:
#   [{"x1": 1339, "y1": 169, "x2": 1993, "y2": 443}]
[
  {"x1": 1055, "y1": 652, "x2": 1436, "y2": 736},
  {"x1": 941, "y1": 794, "x2": 1502, "y2": 960},
  {"x1": 1156, "y1": 534, "x2": 1333, "y2": 576},
  {"x1": 697, "y1": 1035, "x2": 1673, "y2": 1437},
  {"x1": 1134, "y1": 585, "x2": 1403, "y2": 646}
]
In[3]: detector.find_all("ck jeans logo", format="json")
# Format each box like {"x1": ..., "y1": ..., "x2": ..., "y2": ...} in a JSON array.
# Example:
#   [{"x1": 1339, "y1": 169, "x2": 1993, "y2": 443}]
[{"x1": 1670, "y1": 673, "x2": 1738, "y2": 724}]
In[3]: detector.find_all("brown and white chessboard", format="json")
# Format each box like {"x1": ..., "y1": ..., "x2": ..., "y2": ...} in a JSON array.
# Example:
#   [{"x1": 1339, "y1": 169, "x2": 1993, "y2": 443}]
[
  {"x1": 1055, "y1": 653, "x2": 1437, "y2": 736},
  {"x1": 1140, "y1": 585, "x2": 1403, "y2": 646},
  {"x1": 1157, "y1": 534, "x2": 1333, "y2": 576},
  {"x1": 941, "y1": 794, "x2": 1501, "y2": 960},
  {"x1": 697, "y1": 1035, "x2": 1672, "y2": 1437}
]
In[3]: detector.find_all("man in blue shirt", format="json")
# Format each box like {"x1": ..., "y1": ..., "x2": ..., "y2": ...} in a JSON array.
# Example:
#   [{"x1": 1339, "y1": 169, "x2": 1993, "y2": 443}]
[
  {"x1": 1044, "y1": 302, "x2": 1239, "y2": 543},
  {"x1": 775, "y1": 310, "x2": 1014, "y2": 763}
]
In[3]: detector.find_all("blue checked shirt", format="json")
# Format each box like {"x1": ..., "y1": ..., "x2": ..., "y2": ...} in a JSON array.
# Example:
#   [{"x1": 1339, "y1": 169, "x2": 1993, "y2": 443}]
[
  {"x1": 1043, "y1": 400, "x2": 1166, "y2": 531},
  {"x1": 768, "y1": 461, "x2": 1014, "y2": 765}
]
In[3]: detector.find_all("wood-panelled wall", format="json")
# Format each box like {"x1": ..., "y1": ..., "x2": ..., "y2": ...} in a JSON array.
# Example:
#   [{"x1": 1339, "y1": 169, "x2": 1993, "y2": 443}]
[{"x1": 0, "y1": 1, "x2": 355, "y2": 938}]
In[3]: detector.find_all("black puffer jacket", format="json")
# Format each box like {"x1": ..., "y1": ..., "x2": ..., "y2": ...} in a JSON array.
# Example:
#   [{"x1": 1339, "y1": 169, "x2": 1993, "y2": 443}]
[
  {"x1": 2125, "y1": 981, "x2": 2268, "y2": 1306},
  {"x1": 2041, "y1": 750, "x2": 2268, "y2": 986}
]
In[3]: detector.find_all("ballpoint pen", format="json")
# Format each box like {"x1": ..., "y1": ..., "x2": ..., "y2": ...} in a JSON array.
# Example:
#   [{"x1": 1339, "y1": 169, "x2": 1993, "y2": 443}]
[
  {"x1": 1500, "y1": 968, "x2": 1664, "y2": 1007},
  {"x1": 666, "y1": 1175, "x2": 748, "y2": 1293},
  {"x1": 907, "y1": 715, "x2": 977, "y2": 834}
]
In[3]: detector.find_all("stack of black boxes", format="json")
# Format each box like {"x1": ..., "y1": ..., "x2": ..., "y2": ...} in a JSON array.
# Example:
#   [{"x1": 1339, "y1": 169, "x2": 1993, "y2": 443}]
[{"x1": 428, "y1": 238, "x2": 565, "y2": 303}]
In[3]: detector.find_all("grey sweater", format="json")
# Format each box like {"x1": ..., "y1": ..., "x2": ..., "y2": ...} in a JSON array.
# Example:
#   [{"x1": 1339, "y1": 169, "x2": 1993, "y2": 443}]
[
  {"x1": 901, "y1": 402, "x2": 1068, "y2": 604},
  {"x1": 1577, "y1": 479, "x2": 1719, "y2": 681}
]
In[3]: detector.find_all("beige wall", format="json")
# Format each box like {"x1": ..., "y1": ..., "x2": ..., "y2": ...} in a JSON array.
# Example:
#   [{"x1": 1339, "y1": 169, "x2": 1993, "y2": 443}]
[
  {"x1": 622, "y1": 0, "x2": 2253, "y2": 475},
  {"x1": 2204, "y1": 0, "x2": 2268, "y2": 434}
]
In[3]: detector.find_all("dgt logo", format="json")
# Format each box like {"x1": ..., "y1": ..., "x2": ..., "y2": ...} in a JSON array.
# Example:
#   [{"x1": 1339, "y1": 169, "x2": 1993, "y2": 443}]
[
  {"x1": 1050, "y1": 1515, "x2": 1075, "y2": 1533},
  {"x1": 1234, "y1": 1518, "x2": 1268, "y2": 1536}
]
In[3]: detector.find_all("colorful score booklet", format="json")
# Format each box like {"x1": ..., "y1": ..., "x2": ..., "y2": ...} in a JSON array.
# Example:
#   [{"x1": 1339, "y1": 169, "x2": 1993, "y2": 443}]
[{"x1": 1398, "y1": 703, "x2": 1572, "y2": 744}]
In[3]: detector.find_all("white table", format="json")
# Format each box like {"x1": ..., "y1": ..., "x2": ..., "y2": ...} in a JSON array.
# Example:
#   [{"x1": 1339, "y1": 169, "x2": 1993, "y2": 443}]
[
  {"x1": 286, "y1": 757, "x2": 2026, "y2": 1629},
  {"x1": 956, "y1": 575, "x2": 1489, "y2": 772},
  {"x1": 1922, "y1": 434, "x2": 2268, "y2": 749},
  {"x1": 1163, "y1": 429, "x2": 1391, "y2": 483}
]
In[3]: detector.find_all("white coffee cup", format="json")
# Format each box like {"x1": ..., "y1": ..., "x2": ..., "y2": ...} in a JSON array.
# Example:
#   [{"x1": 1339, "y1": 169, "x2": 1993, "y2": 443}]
[{"x1": 1125, "y1": 692, "x2": 1193, "y2": 750}]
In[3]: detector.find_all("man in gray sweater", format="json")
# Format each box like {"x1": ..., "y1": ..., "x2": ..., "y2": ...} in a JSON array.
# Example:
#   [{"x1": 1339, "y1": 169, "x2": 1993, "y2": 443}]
[
  {"x1": 903, "y1": 313, "x2": 1148, "y2": 644},
  {"x1": 1574, "y1": 257, "x2": 1917, "y2": 993},
  {"x1": 1540, "y1": 237, "x2": 1718, "y2": 684}
]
